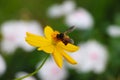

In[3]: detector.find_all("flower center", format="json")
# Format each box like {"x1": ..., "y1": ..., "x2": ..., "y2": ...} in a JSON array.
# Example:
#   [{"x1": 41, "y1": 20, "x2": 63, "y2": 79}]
[{"x1": 51, "y1": 31, "x2": 60, "y2": 45}]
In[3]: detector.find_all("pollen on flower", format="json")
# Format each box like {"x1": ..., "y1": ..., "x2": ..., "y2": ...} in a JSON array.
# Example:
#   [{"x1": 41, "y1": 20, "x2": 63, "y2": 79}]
[{"x1": 51, "y1": 31, "x2": 61, "y2": 43}]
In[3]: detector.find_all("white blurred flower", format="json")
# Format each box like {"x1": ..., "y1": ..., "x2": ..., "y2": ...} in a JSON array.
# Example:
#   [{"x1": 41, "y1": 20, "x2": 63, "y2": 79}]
[
  {"x1": 1, "y1": 20, "x2": 43, "y2": 54},
  {"x1": 47, "y1": 4, "x2": 63, "y2": 18},
  {"x1": 107, "y1": 25, "x2": 120, "y2": 37},
  {"x1": 65, "y1": 8, "x2": 94, "y2": 30},
  {"x1": 37, "y1": 59, "x2": 68, "y2": 80},
  {"x1": 15, "y1": 71, "x2": 36, "y2": 80},
  {"x1": 0, "y1": 54, "x2": 6, "y2": 76},
  {"x1": 61, "y1": 1, "x2": 76, "y2": 15},
  {"x1": 69, "y1": 40, "x2": 108, "y2": 74},
  {"x1": 47, "y1": 1, "x2": 75, "y2": 18}
]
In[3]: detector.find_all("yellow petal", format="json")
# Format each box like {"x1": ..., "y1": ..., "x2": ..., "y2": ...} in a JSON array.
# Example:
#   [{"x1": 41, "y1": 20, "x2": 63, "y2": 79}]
[
  {"x1": 58, "y1": 42, "x2": 79, "y2": 52},
  {"x1": 52, "y1": 47, "x2": 63, "y2": 68},
  {"x1": 44, "y1": 26, "x2": 54, "y2": 40},
  {"x1": 25, "y1": 32, "x2": 50, "y2": 47},
  {"x1": 62, "y1": 51, "x2": 77, "y2": 64},
  {"x1": 38, "y1": 45, "x2": 55, "y2": 54}
]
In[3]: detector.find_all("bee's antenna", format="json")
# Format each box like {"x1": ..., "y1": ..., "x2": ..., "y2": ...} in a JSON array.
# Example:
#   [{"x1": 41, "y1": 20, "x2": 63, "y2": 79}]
[{"x1": 64, "y1": 26, "x2": 75, "y2": 34}]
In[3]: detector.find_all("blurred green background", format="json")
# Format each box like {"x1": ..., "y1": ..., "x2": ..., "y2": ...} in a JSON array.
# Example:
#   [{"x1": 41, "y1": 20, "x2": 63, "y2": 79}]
[{"x1": 0, "y1": 0, "x2": 120, "y2": 80}]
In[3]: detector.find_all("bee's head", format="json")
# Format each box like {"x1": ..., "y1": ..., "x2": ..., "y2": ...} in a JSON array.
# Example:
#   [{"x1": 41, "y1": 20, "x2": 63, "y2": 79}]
[{"x1": 56, "y1": 33, "x2": 64, "y2": 39}]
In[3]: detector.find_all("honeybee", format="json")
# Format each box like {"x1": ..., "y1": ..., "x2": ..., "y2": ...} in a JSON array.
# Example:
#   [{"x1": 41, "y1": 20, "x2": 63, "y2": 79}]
[{"x1": 56, "y1": 26, "x2": 75, "y2": 45}]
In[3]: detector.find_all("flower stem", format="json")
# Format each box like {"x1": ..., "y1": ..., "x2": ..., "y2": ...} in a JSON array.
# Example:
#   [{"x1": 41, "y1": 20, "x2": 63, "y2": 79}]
[{"x1": 14, "y1": 54, "x2": 49, "y2": 80}]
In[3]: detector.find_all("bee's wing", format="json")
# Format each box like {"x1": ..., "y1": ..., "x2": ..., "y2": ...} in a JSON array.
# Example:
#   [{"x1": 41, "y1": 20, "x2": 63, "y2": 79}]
[
  {"x1": 69, "y1": 39, "x2": 74, "y2": 44},
  {"x1": 64, "y1": 26, "x2": 75, "y2": 34}
]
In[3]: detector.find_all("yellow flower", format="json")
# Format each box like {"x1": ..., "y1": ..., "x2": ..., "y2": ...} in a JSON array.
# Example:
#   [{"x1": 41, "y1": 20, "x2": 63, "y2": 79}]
[{"x1": 25, "y1": 26, "x2": 79, "y2": 68}]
